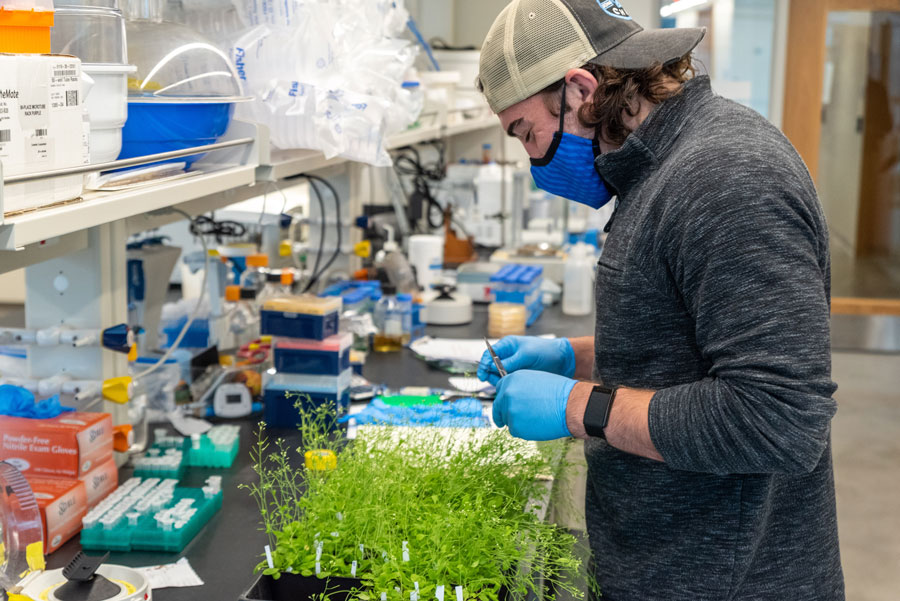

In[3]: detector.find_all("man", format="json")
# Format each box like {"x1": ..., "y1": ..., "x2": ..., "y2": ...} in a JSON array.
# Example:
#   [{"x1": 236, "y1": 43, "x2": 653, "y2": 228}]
[{"x1": 475, "y1": 1, "x2": 844, "y2": 599}]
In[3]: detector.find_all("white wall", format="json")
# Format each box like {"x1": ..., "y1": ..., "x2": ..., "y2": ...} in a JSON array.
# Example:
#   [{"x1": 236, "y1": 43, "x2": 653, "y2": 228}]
[{"x1": 411, "y1": 0, "x2": 662, "y2": 49}]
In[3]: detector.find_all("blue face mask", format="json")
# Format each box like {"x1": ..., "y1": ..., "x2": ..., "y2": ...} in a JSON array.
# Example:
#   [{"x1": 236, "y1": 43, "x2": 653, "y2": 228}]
[{"x1": 529, "y1": 84, "x2": 614, "y2": 209}]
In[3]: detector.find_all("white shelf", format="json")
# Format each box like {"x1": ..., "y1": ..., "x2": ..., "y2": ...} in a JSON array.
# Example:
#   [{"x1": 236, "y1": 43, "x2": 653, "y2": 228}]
[
  {"x1": 0, "y1": 114, "x2": 500, "y2": 252},
  {"x1": 0, "y1": 164, "x2": 256, "y2": 251},
  {"x1": 257, "y1": 114, "x2": 499, "y2": 182}
]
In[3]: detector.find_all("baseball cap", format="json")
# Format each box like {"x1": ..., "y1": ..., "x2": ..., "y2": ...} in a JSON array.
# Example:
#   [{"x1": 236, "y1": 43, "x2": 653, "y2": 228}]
[{"x1": 478, "y1": 0, "x2": 706, "y2": 113}]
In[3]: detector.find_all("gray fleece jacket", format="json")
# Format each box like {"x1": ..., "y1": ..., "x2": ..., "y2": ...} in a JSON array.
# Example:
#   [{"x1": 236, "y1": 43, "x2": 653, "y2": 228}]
[{"x1": 585, "y1": 76, "x2": 843, "y2": 600}]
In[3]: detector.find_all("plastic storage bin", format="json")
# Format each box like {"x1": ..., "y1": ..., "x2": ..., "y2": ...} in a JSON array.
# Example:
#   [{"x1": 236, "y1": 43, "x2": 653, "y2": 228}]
[
  {"x1": 260, "y1": 296, "x2": 341, "y2": 340},
  {"x1": 118, "y1": 18, "x2": 246, "y2": 166},
  {"x1": 119, "y1": 98, "x2": 236, "y2": 167},
  {"x1": 82, "y1": 63, "x2": 136, "y2": 163},
  {"x1": 50, "y1": 5, "x2": 126, "y2": 64},
  {"x1": 0, "y1": 0, "x2": 54, "y2": 53},
  {"x1": 273, "y1": 332, "x2": 352, "y2": 375}
]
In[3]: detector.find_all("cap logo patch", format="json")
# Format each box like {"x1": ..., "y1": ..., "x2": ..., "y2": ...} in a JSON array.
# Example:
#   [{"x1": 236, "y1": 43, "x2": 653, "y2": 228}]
[{"x1": 598, "y1": 0, "x2": 631, "y2": 20}]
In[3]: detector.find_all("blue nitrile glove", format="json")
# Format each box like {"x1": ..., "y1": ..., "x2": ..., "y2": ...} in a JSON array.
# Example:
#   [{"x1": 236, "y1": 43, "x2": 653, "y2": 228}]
[
  {"x1": 478, "y1": 336, "x2": 575, "y2": 386},
  {"x1": 492, "y1": 370, "x2": 576, "y2": 441},
  {"x1": 0, "y1": 385, "x2": 72, "y2": 419}
]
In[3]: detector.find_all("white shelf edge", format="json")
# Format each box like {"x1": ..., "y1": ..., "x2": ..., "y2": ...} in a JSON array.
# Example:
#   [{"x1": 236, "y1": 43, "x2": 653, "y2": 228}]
[
  {"x1": 257, "y1": 114, "x2": 499, "y2": 182},
  {"x1": 0, "y1": 114, "x2": 500, "y2": 252},
  {"x1": 0, "y1": 164, "x2": 256, "y2": 251}
]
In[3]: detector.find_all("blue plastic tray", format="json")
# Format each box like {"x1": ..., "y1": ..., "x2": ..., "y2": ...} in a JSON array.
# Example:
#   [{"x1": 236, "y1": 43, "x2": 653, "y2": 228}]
[{"x1": 119, "y1": 100, "x2": 235, "y2": 168}]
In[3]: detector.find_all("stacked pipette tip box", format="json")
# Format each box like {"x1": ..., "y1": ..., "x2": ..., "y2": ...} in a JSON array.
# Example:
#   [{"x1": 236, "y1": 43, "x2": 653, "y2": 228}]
[
  {"x1": 264, "y1": 331, "x2": 353, "y2": 429},
  {"x1": 260, "y1": 295, "x2": 342, "y2": 340}
]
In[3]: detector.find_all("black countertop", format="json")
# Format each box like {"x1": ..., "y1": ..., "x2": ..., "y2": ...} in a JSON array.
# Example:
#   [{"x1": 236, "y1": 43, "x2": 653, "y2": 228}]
[{"x1": 45, "y1": 304, "x2": 595, "y2": 600}]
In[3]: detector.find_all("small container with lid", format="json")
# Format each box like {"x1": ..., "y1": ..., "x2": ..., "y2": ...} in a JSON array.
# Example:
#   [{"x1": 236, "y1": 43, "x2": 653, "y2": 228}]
[
  {"x1": 279, "y1": 271, "x2": 295, "y2": 295},
  {"x1": 488, "y1": 303, "x2": 527, "y2": 338},
  {"x1": 396, "y1": 293, "x2": 414, "y2": 344},
  {"x1": 0, "y1": 0, "x2": 54, "y2": 54},
  {"x1": 258, "y1": 269, "x2": 288, "y2": 305},
  {"x1": 373, "y1": 285, "x2": 403, "y2": 353},
  {"x1": 239, "y1": 254, "x2": 269, "y2": 295},
  {"x1": 225, "y1": 284, "x2": 259, "y2": 347}
]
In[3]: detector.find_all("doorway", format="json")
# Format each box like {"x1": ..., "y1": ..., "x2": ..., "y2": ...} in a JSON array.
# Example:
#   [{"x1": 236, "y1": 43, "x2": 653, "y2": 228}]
[{"x1": 783, "y1": 0, "x2": 900, "y2": 350}]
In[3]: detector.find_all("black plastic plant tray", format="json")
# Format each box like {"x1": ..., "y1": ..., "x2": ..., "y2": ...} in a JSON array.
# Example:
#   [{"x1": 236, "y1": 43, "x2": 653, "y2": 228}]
[
  {"x1": 239, "y1": 573, "x2": 517, "y2": 601},
  {"x1": 240, "y1": 573, "x2": 363, "y2": 601}
]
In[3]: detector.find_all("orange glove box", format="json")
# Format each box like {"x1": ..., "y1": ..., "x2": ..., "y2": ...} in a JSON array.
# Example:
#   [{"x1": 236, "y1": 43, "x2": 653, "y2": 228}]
[{"x1": 0, "y1": 412, "x2": 113, "y2": 478}]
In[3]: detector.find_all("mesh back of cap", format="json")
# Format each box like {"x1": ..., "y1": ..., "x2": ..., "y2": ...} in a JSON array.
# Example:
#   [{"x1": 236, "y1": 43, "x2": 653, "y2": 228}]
[{"x1": 479, "y1": 0, "x2": 596, "y2": 113}]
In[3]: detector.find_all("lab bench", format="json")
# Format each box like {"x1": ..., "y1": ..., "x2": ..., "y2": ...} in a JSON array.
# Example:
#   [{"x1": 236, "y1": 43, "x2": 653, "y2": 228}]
[{"x1": 44, "y1": 303, "x2": 596, "y2": 601}]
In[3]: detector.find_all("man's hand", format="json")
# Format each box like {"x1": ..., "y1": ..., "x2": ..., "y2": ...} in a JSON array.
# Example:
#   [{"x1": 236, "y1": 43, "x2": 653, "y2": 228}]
[
  {"x1": 492, "y1": 370, "x2": 576, "y2": 441},
  {"x1": 478, "y1": 336, "x2": 576, "y2": 386}
]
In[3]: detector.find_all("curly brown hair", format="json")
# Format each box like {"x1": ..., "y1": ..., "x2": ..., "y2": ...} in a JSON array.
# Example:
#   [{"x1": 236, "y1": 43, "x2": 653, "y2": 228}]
[{"x1": 541, "y1": 55, "x2": 696, "y2": 147}]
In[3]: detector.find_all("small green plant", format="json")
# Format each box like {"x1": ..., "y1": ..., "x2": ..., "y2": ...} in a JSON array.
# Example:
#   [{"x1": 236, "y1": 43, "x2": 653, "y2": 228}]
[{"x1": 243, "y1": 400, "x2": 585, "y2": 601}]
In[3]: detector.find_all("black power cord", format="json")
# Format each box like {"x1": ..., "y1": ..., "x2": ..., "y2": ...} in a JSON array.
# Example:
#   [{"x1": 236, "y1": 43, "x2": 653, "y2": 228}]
[
  {"x1": 299, "y1": 173, "x2": 343, "y2": 293},
  {"x1": 189, "y1": 215, "x2": 247, "y2": 243},
  {"x1": 392, "y1": 141, "x2": 447, "y2": 231}
]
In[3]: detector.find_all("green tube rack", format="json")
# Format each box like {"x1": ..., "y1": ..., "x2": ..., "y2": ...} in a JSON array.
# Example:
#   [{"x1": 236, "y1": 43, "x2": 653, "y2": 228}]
[
  {"x1": 185, "y1": 425, "x2": 240, "y2": 468},
  {"x1": 132, "y1": 448, "x2": 185, "y2": 480},
  {"x1": 80, "y1": 476, "x2": 223, "y2": 553}
]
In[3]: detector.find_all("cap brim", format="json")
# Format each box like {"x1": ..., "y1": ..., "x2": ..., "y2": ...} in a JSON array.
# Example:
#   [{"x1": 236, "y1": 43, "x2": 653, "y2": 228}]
[{"x1": 588, "y1": 27, "x2": 706, "y2": 70}]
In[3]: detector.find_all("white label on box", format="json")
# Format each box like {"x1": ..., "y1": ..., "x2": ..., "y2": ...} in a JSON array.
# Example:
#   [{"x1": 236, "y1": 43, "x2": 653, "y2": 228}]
[
  {"x1": 0, "y1": 62, "x2": 21, "y2": 164},
  {"x1": 49, "y1": 60, "x2": 80, "y2": 110},
  {"x1": 25, "y1": 128, "x2": 53, "y2": 164},
  {"x1": 0, "y1": 55, "x2": 85, "y2": 214}
]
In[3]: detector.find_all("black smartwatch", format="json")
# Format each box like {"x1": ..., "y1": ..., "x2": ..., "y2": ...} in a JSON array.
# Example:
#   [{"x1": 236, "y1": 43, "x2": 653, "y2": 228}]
[{"x1": 583, "y1": 385, "x2": 618, "y2": 439}]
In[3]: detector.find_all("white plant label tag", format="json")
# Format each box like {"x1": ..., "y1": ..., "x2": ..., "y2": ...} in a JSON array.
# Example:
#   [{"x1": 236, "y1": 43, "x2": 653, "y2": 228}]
[
  {"x1": 402, "y1": 541, "x2": 410, "y2": 562},
  {"x1": 264, "y1": 545, "x2": 274, "y2": 570},
  {"x1": 455, "y1": 585, "x2": 463, "y2": 601},
  {"x1": 351, "y1": 561, "x2": 357, "y2": 577},
  {"x1": 436, "y1": 585, "x2": 444, "y2": 601}
]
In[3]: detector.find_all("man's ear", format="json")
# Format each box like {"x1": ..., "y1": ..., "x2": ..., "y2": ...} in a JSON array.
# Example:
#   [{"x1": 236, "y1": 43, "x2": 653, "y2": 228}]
[{"x1": 565, "y1": 68, "x2": 599, "y2": 102}]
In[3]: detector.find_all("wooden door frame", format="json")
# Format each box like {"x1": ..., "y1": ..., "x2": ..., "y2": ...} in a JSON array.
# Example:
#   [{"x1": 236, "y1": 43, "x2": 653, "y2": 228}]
[
  {"x1": 783, "y1": 0, "x2": 900, "y2": 316},
  {"x1": 782, "y1": 0, "x2": 900, "y2": 182}
]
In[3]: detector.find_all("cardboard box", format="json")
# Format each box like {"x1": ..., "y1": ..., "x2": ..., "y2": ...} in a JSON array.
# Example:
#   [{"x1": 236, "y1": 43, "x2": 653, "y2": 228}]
[
  {"x1": 0, "y1": 53, "x2": 87, "y2": 215},
  {"x1": 0, "y1": 412, "x2": 113, "y2": 478},
  {"x1": 28, "y1": 476, "x2": 88, "y2": 553},
  {"x1": 80, "y1": 457, "x2": 118, "y2": 508}
]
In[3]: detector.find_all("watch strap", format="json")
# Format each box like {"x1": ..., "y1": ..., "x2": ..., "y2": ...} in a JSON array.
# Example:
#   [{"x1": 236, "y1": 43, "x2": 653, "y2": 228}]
[{"x1": 583, "y1": 385, "x2": 617, "y2": 439}]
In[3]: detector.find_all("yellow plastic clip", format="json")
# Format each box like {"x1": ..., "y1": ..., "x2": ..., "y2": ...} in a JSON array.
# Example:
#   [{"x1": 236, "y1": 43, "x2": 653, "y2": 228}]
[
  {"x1": 102, "y1": 376, "x2": 133, "y2": 404},
  {"x1": 25, "y1": 541, "x2": 45, "y2": 572},
  {"x1": 353, "y1": 240, "x2": 372, "y2": 259},
  {"x1": 279, "y1": 240, "x2": 293, "y2": 257},
  {"x1": 127, "y1": 343, "x2": 138, "y2": 362},
  {"x1": 305, "y1": 449, "x2": 337, "y2": 471}
]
